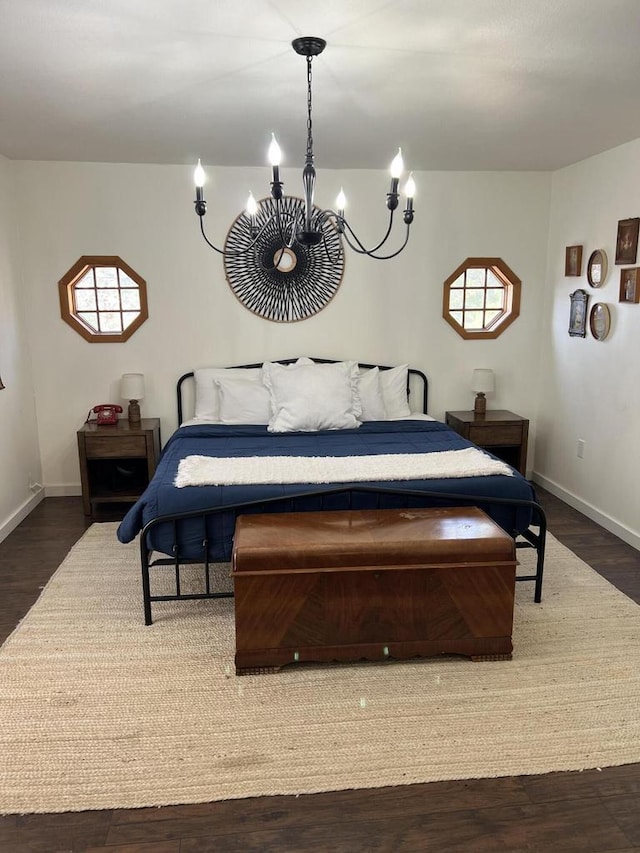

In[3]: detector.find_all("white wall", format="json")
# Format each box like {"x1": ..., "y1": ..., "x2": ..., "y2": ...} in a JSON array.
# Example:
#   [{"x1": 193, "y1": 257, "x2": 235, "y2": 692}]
[
  {"x1": 535, "y1": 138, "x2": 640, "y2": 548},
  {"x1": 0, "y1": 155, "x2": 43, "y2": 539},
  {"x1": 9, "y1": 161, "x2": 550, "y2": 500}
]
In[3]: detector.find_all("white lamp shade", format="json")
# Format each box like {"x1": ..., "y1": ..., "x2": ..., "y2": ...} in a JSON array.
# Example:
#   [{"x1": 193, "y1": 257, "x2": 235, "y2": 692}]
[
  {"x1": 121, "y1": 373, "x2": 145, "y2": 400},
  {"x1": 471, "y1": 369, "x2": 495, "y2": 394}
]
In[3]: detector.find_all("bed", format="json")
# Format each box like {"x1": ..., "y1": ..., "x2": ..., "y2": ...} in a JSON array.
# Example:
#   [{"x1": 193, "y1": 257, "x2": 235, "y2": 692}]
[{"x1": 116, "y1": 358, "x2": 546, "y2": 624}]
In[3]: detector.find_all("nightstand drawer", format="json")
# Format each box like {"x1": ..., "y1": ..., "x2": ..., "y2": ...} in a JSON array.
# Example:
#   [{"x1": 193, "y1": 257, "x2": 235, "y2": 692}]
[
  {"x1": 469, "y1": 424, "x2": 522, "y2": 446},
  {"x1": 84, "y1": 435, "x2": 147, "y2": 458}
]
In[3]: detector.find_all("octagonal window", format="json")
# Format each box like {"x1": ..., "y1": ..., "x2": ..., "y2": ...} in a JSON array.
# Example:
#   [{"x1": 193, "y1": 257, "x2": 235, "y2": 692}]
[
  {"x1": 58, "y1": 256, "x2": 148, "y2": 342},
  {"x1": 442, "y1": 258, "x2": 521, "y2": 340}
]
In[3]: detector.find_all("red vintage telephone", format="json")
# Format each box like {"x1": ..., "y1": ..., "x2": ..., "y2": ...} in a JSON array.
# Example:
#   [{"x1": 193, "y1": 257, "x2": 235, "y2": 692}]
[{"x1": 86, "y1": 404, "x2": 123, "y2": 426}]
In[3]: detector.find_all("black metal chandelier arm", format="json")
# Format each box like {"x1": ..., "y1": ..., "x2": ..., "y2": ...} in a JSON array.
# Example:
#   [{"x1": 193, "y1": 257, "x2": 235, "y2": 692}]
[
  {"x1": 198, "y1": 216, "x2": 227, "y2": 255},
  {"x1": 199, "y1": 214, "x2": 276, "y2": 257},
  {"x1": 273, "y1": 199, "x2": 298, "y2": 248},
  {"x1": 320, "y1": 233, "x2": 343, "y2": 265},
  {"x1": 354, "y1": 224, "x2": 411, "y2": 260},
  {"x1": 339, "y1": 209, "x2": 397, "y2": 256},
  {"x1": 308, "y1": 209, "x2": 342, "y2": 264}
]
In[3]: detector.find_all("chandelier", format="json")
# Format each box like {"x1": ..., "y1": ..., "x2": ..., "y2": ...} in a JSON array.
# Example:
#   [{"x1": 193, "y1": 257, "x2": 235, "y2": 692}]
[{"x1": 193, "y1": 37, "x2": 415, "y2": 265}]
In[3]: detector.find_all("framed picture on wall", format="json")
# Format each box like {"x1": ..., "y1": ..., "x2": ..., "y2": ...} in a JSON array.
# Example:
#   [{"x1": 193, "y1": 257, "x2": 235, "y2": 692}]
[
  {"x1": 615, "y1": 218, "x2": 640, "y2": 265},
  {"x1": 586, "y1": 249, "x2": 607, "y2": 287},
  {"x1": 569, "y1": 289, "x2": 589, "y2": 337},
  {"x1": 589, "y1": 303, "x2": 611, "y2": 341},
  {"x1": 619, "y1": 268, "x2": 640, "y2": 303},
  {"x1": 565, "y1": 245, "x2": 583, "y2": 276}
]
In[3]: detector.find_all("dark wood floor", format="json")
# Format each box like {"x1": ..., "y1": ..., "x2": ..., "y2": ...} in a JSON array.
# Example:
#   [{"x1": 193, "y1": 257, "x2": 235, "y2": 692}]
[{"x1": 1, "y1": 490, "x2": 639, "y2": 853}]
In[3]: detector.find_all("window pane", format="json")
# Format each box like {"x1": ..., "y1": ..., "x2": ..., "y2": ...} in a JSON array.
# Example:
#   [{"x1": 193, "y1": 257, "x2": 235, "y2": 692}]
[
  {"x1": 466, "y1": 268, "x2": 486, "y2": 287},
  {"x1": 464, "y1": 288, "x2": 485, "y2": 309},
  {"x1": 485, "y1": 309, "x2": 502, "y2": 326},
  {"x1": 487, "y1": 270, "x2": 503, "y2": 288},
  {"x1": 449, "y1": 290, "x2": 464, "y2": 310},
  {"x1": 99, "y1": 312, "x2": 122, "y2": 332},
  {"x1": 464, "y1": 310, "x2": 484, "y2": 330},
  {"x1": 122, "y1": 311, "x2": 139, "y2": 329},
  {"x1": 450, "y1": 311, "x2": 463, "y2": 326},
  {"x1": 75, "y1": 270, "x2": 94, "y2": 288},
  {"x1": 95, "y1": 267, "x2": 118, "y2": 288},
  {"x1": 74, "y1": 290, "x2": 96, "y2": 311},
  {"x1": 449, "y1": 273, "x2": 465, "y2": 289},
  {"x1": 78, "y1": 312, "x2": 99, "y2": 331},
  {"x1": 485, "y1": 288, "x2": 504, "y2": 309},
  {"x1": 119, "y1": 272, "x2": 138, "y2": 288},
  {"x1": 97, "y1": 290, "x2": 120, "y2": 310},
  {"x1": 120, "y1": 290, "x2": 140, "y2": 310}
]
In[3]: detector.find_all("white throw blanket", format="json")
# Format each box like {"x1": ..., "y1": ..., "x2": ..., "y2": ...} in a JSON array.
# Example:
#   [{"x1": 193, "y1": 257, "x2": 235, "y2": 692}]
[{"x1": 174, "y1": 448, "x2": 514, "y2": 487}]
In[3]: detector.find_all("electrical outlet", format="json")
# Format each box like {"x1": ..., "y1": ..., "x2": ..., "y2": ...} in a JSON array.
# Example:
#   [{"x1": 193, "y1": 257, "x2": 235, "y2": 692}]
[
  {"x1": 577, "y1": 439, "x2": 585, "y2": 459},
  {"x1": 28, "y1": 473, "x2": 42, "y2": 492}
]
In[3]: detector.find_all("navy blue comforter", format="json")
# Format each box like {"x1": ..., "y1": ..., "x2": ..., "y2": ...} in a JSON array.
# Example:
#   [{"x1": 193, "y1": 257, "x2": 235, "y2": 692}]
[{"x1": 117, "y1": 420, "x2": 536, "y2": 560}]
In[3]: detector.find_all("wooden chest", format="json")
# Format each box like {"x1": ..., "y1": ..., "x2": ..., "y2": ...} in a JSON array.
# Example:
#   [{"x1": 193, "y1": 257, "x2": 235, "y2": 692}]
[{"x1": 232, "y1": 506, "x2": 517, "y2": 674}]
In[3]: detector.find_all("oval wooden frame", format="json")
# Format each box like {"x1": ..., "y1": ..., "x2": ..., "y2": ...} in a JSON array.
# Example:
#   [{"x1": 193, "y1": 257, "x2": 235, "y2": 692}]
[
  {"x1": 589, "y1": 302, "x2": 611, "y2": 341},
  {"x1": 587, "y1": 249, "x2": 608, "y2": 288}
]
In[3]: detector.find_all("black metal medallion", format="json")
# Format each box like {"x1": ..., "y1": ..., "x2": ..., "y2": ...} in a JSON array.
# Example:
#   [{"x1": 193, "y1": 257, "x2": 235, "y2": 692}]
[{"x1": 223, "y1": 196, "x2": 344, "y2": 322}]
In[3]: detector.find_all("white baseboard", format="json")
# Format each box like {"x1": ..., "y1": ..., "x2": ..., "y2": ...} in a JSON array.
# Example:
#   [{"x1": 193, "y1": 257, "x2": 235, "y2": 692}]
[
  {"x1": 532, "y1": 471, "x2": 640, "y2": 552},
  {"x1": 0, "y1": 487, "x2": 45, "y2": 544},
  {"x1": 44, "y1": 484, "x2": 82, "y2": 498}
]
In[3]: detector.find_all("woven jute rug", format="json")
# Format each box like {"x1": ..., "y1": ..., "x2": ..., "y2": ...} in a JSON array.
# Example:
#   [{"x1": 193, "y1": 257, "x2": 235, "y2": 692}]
[{"x1": 1, "y1": 524, "x2": 639, "y2": 814}]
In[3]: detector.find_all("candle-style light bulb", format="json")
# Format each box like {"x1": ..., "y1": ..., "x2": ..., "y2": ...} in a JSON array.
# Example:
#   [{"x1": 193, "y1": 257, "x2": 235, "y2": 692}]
[
  {"x1": 335, "y1": 187, "x2": 346, "y2": 233},
  {"x1": 403, "y1": 172, "x2": 416, "y2": 224},
  {"x1": 269, "y1": 133, "x2": 283, "y2": 200},
  {"x1": 404, "y1": 172, "x2": 416, "y2": 199},
  {"x1": 194, "y1": 159, "x2": 206, "y2": 188},
  {"x1": 387, "y1": 148, "x2": 404, "y2": 211},
  {"x1": 246, "y1": 192, "x2": 259, "y2": 237},
  {"x1": 194, "y1": 159, "x2": 207, "y2": 211},
  {"x1": 246, "y1": 192, "x2": 258, "y2": 217},
  {"x1": 268, "y1": 133, "x2": 282, "y2": 166},
  {"x1": 390, "y1": 148, "x2": 404, "y2": 179}
]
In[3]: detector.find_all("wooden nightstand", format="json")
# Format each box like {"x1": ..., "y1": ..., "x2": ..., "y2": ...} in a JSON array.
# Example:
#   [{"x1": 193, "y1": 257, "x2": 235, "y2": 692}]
[
  {"x1": 77, "y1": 418, "x2": 161, "y2": 517},
  {"x1": 445, "y1": 410, "x2": 529, "y2": 476}
]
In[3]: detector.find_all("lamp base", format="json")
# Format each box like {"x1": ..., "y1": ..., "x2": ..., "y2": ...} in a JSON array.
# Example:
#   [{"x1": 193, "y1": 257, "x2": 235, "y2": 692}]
[
  {"x1": 473, "y1": 392, "x2": 487, "y2": 416},
  {"x1": 128, "y1": 399, "x2": 141, "y2": 425}
]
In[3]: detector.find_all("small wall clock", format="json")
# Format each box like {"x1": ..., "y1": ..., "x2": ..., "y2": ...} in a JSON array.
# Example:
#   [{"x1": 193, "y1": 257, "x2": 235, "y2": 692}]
[{"x1": 568, "y1": 289, "x2": 589, "y2": 337}]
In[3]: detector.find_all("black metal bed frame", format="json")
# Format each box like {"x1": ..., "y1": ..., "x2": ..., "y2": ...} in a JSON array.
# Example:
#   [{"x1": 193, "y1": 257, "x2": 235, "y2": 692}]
[{"x1": 140, "y1": 358, "x2": 546, "y2": 625}]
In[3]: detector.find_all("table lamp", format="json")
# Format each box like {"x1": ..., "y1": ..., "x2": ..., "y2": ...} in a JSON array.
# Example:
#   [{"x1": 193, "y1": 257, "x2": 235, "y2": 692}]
[
  {"x1": 471, "y1": 369, "x2": 494, "y2": 416},
  {"x1": 121, "y1": 373, "x2": 145, "y2": 425}
]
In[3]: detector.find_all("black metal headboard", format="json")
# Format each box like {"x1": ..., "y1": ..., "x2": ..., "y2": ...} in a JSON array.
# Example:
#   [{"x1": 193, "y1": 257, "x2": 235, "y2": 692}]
[{"x1": 177, "y1": 358, "x2": 429, "y2": 425}]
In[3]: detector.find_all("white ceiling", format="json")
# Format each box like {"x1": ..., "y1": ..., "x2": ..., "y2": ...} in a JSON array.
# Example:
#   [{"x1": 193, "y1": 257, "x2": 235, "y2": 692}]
[{"x1": 2, "y1": 0, "x2": 640, "y2": 171}]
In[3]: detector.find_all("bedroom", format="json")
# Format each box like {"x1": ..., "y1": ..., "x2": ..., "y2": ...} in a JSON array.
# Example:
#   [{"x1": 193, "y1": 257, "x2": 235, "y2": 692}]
[{"x1": 1, "y1": 0, "x2": 640, "y2": 848}]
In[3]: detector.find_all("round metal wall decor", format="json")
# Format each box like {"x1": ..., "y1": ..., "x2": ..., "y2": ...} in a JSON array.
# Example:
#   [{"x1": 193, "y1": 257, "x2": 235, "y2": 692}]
[{"x1": 223, "y1": 196, "x2": 344, "y2": 322}]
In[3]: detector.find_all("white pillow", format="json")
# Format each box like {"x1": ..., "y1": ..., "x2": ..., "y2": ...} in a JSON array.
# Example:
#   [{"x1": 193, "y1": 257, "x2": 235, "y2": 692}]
[
  {"x1": 263, "y1": 360, "x2": 362, "y2": 432},
  {"x1": 216, "y1": 376, "x2": 272, "y2": 424},
  {"x1": 379, "y1": 364, "x2": 411, "y2": 418},
  {"x1": 194, "y1": 367, "x2": 262, "y2": 420},
  {"x1": 193, "y1": 359, "x2": 312, "y2": 421},
  {"x1": 357, "y1": 367, "x2": 387, "y2": 421}
]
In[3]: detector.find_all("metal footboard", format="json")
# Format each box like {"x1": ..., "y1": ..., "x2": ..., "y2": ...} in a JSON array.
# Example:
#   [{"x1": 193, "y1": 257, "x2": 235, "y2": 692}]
[{"x1": 139, "y1": 484, "x2": 546, "y2": 625}]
